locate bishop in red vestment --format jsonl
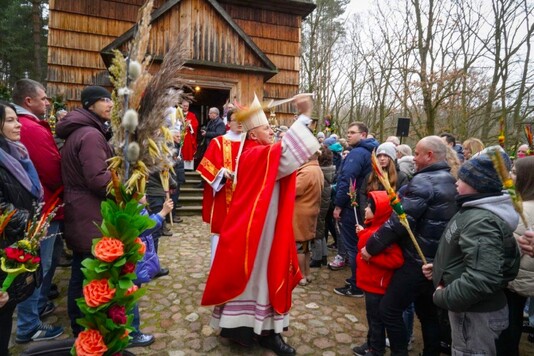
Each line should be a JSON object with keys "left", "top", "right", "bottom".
{"left": 201, "top": 94, "right": 320, "bottom": 355}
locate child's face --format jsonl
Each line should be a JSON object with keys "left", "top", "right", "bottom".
{"left": 377, "top": 154, "right": 390, "bottom": 168}
{"left": 364, "top": 204, "right": 374, "bottom": 220}
{"left": 456, "top": 179, "right": 477, "bottom": 196}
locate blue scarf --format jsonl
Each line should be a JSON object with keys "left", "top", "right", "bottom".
{"left": 0, "top": 138, "right": 43, "bottom": 200}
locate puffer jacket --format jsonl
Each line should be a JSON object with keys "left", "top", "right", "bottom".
{"left": 366, "top": 161, "right": 458, "bottom": 264}
{"left": 508, "top": 200, "right": 534, "bottom": 297}
{"left": 56, "top": 108, "right": 114, "bottom": 253}
{"left": 0, "top": 140, "right": 38, "bottom": 306}
{"left": 432, "top": 193, "right": 520, "bottom": 312}
{"left": 356, "top": 191, "right": 403, "bottom": 294}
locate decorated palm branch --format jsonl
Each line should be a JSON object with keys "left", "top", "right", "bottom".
{"left": 347, "top": 178, "right": 360, "bottom": 225}
{"left": 1, "top": 195, "right": 61, "bottom": 293}
{"left": 487, "top": 147, "right": 529, "bottom": 229}
{"left": 370, "top": 151, "right": 427, "bottom": 264}
{"left": 107, "top": 0, "right": 186, "bottom": 195}
{"left": 525, "top": 124, "right": 533, "bottom": 155}
{"left": 72, "top": 1, "right": 187, "bottom": 354}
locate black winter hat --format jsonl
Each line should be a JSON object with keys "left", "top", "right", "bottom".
{"left": 458, "top": 151, "right": 511, "bottom": 193}
{"left": 81, "top": 86, "right": 111, "bottom": 109}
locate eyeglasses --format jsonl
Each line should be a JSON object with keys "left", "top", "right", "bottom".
{"left": 347, "top": 131, "right": 362, "bottom": 134}
{"left": 99, "top": 98, "right": 113, "bottom": 103}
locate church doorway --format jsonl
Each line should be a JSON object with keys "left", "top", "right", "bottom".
{"left": 187, "top": 87, "right": 230, "bottom": 129}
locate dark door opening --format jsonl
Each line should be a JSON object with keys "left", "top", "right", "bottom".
{"left": 186, "top": 87, "right": 230, "bottom": 129}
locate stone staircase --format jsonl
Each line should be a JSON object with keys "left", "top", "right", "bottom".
{"left": 176, "top": 170, "right": 204, "bottom": 216}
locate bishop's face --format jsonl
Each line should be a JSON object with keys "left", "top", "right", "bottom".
{"left": 250, "top": 124, "right": 274, "bottom": 145}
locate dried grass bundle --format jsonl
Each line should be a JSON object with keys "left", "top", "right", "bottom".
{"left": 136, "top": 36, "right": 189, "bottom": 173}
{"left": 132, "top": 0, "right": 153, "bottom": 64}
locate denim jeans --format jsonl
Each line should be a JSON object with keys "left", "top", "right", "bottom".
{"left": 339, "top": 207, "right": 358, "bottom": 291}
{"left": 16, "top": 221, "right": 60, "bottom": 335}
{"left": 402, "top": 302, "right": 415, "bottom": 341}
{"left": 379, "top": 262, "right": 440, "bottom": 356}
{"left": 449, "top": 305, "right": 508, "bottom": 355}
{"left": 38, "top": 221, "right": 63, "bottom": 312}
{"left": 130, "top": 282, "right": 142, "bottom": 335}
{"left": 68, "top": 251, "right": 92, "bottom": 336}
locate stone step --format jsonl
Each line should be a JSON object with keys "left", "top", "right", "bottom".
{"left": 176, "top": 205, "right": 202, "bottom": 216}
{"left": 177, "top": 196, "right": 203, "bottom": 206}
{"left": 179, "top": 171, "right": 203, "bottom": 215}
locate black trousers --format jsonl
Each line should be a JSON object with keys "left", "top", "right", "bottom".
{"left": 496, "top": 289, "right": 527, "bottom": 356}
{"left": 0, "top": 303, "right": 16, "bottom": 355}
{"left": 379, "top": 262, "right": 441, "bottom": 356}
{"left": 365, "top": 292, "right": 386, "bottom": 354}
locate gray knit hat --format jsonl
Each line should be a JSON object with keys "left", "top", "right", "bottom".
{"left": 376, "top": 142, "right": 396, "bottom": 162}
{"left": 458, "top": 152, "right": 511, "bottom": 193}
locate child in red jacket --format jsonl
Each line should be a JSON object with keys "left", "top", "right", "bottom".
{"left": 354, "top": 190, "right": 404, "bottom": 356}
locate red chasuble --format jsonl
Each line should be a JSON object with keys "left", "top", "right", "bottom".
{"left": 181, "top": 111, "right": 198, "bottom": 161}
{"left": 196, "top": 135, "right": 241, "bottom": 234}
{"left": 201, "top": 140, "right": 302, "bottom": 314}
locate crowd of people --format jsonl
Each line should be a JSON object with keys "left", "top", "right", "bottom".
{"left": 1, "top": 79, "right": 534, "bottom": 356}
{"left": 197, "top": 96, "right": 534, "bottom": 356}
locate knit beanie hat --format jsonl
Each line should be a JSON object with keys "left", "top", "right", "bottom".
{"left": 324, "top": 136, "right": 337, "bottom": 146}
{"left": 458, "top": 151, "right": 511, "bottom": 193}
{"left": 376, "top": 142, "right": 396, "bottom": 161}
{"left": 317, "top": 132, "right": 325, "bottom": 139}
{"left": 81, "top": 86, "right": 111, "bottom": 109}
{"left": 329, "top": 142, "right": 343, "bottom": 153}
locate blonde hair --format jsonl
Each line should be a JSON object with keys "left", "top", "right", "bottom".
{"left": 445, "top": 145, "right": 461, "bottom": 178}
{"left": 462, "top": 138, "right": 485, "bottom": 160}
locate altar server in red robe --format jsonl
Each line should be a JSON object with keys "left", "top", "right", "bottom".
{"left": 196, "top": 109, "right": 243, "bottom": 263}
{"left": 180, "top": 100, "right": 198, "bottom": 170}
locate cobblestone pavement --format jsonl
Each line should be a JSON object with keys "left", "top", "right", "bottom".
{"left": 10, "top": 216, "right": 534, "bottom": 355}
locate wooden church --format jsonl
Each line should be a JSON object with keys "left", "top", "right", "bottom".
{"left": 47, "top": 0, "right": 316, "bottom": 124}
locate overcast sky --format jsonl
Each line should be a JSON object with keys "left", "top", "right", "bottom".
{"left": 346, "top": 0, "right": 373, "bottom": 16}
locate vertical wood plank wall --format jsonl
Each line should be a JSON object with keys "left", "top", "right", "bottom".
{"left": 47, "top": 0, "right": 306, "bottom": 121}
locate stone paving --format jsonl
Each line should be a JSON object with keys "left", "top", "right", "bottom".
{"left": 9, "top": 216, "right": 534, "bottom": 355}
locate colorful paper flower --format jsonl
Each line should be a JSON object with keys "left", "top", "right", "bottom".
{"left": 107, "top": 304, "right": 127, "bottom": 325}
{"left": 83, "top": 279, "right": 116, "bottom": 308}
{"left": 135, "top": 237, "right": 146, "bottom": 255}
{"left": 74, "top": 329, "right": 108, "bottom": 356}
{"left": 94, "top": 237, "right": 124, "bottom": 263}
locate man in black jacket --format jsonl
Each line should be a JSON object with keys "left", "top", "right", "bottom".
{"left": 195, "top": 107, "right": 226, "bottom": 186}
{"left": 362, "top": 136, "right": 458, "bottom": 356}
{"left": 201, "top": 107, "right": 226, "bottom": 147}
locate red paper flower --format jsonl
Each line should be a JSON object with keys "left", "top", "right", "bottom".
{"left": 74, "top": 329, "right": 108, "bottom": 356}
{"left": 134, "top": 237, "right": 146, "bottom": 255}
{"left": 83, "top": 279, "right": 116, "bottom": 308}
{"left": 94, "top": 237, "right": 124, "bottom": 263}
{"left": 107, "top": 304, "right": 127, "bottom": 324}
{"left": 121, "top": 261, "right": 135, "bottom": 275}
{"left": 125, "top": 284, "right": 138, "bottom": 296}
{"left": 5, "top": 247, "right": 25, "bottom": 261}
